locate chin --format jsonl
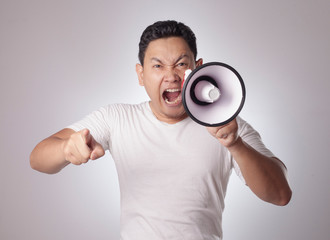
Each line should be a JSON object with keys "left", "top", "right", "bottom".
{"left": 164, "top": 106, "right": 187, "bottom": 120}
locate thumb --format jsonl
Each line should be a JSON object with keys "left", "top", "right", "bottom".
{"left": 89, "top": 138, "right": 105, "bottom": 160}
{"left": 90, "top": 144, "right": 105, "bottom": 160}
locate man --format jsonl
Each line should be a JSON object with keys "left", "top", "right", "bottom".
{"left": 30, "top": 20, "right": 292, "bottom": 239}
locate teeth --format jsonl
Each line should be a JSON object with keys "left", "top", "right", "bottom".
{"left": 165, "top": 88, "right": 180, "bottom": 92}
{"left": 165, "top": 97, "right": 181, "bottom": 104}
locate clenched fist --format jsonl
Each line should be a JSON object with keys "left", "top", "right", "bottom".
{"left": 206, "top": 118, "right": 239, "bottom": 148}
{"left": 63, "top": 129, "right": 105, "bottom": 165}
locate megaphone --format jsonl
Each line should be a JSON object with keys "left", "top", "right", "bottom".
{"left": 182, "top": 62, "right": 246, "bottom": 127}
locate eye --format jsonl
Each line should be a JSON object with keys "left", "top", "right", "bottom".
{"left": 177, "top": 62, "right": 188, "bottom": 68}
{"left": 153, "top": 64, "right": 162, "bottom": 69}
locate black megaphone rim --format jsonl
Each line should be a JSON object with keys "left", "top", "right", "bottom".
{"left": 182, "top": 61, "right": 246, "bottom": 127}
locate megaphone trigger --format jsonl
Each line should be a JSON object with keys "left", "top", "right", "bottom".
{"left": 182, "top": 69, "right": 192, "bottom": 89}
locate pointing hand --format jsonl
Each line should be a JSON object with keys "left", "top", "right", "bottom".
{"left": 63, "top": 129, "right": 105, "bottom": 165}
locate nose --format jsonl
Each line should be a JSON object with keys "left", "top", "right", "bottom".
{"left": 164, "top": 67, "right": 180, "bottom": 83}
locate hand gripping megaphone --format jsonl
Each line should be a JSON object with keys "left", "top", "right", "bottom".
{"left": 182, "top": 62, "right": 246, "bottom": 127}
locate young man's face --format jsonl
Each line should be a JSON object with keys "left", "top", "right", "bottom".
{"left": 136, "top": 37, "right": 202, "bottom": 124}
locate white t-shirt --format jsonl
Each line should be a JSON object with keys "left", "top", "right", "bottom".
{"left": 68, "top": 101, "right": 275, "bottom": 240}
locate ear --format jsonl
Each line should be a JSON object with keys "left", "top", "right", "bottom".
{"left": 195, "top": 58, "right": 203, "bottom": 67}
{"left": 136, "top": 63, "right": 144, "bottom": 86}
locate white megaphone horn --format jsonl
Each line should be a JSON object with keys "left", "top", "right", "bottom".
{"left": 181, "top": 62, "right": 246, "bottom": 127}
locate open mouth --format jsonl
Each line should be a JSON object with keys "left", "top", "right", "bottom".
{"left": 162, "top": 88, "right": 182, "bottom": 105}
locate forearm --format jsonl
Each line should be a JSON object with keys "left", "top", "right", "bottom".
{"left": 228, "top": 137, "right": 292, "bottom": 206}
{"left": 30, "top": 131, "right": 73, "bottom": 174}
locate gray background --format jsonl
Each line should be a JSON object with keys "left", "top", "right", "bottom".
{"left": 1, "top": 0, "right": 329, "bottom": 239}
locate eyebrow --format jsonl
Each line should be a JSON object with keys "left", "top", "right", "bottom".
{"left": 150, "top": 54, "right": 190, "bottom": 65}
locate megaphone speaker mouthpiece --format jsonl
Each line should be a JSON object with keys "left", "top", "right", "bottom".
{"left": 194, "top": 80, "right": 221, "bottom": 103}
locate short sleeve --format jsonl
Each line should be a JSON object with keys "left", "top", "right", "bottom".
{"left": 67, "top": 106, "right": 111, "bottom": 151}
{"left": 231, "top": 117, "right": 276, "bottom": 183}
{"left": 237, "top": 117, "right": 276, "bottom": 158}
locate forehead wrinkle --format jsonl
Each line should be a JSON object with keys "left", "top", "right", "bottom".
{"left": 150, "top": 54, "right": 191, "bottom": 66}
{"left": 150, "top": 57, "right": 163, "bottom": 64}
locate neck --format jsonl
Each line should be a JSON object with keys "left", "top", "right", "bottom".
{"left": 148, "top": 101, "right": 188, "bottom": 124}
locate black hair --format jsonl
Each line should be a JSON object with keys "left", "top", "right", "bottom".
{"left": 138, "top": 20, "right": 197, "bottom": 65}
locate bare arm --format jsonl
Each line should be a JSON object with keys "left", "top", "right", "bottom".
{"left": 207, "top": 119, "right": 292, "bottom": 206}
{"left": 228, "top": 137, "right": 292, "bottom": 205}
{"left": 30, "top": 128, "right": 105, "bottom": 174}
